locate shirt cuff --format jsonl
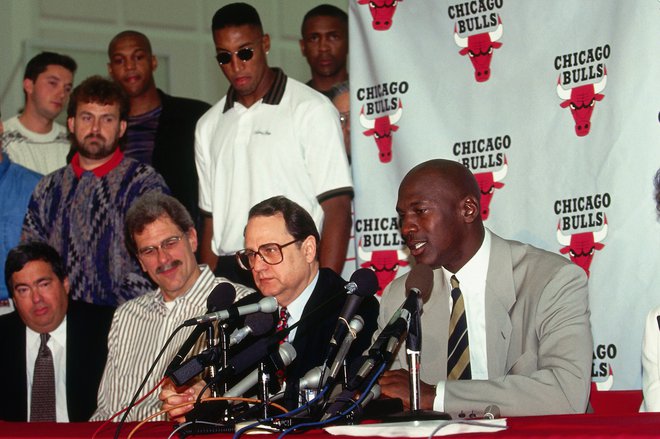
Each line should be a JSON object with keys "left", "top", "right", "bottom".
{"left": 433, "top": 380, "right": 446, "bottom": 412}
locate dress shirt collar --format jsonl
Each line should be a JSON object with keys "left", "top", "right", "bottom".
{"left": 284, "top": 270, "right": 319, "bottom": 328}
{"left": 70, "top": 148, "right": 124, "bottom": 179}
{"left": 223, "top": 68, "right": 287, "bottom": 113}
{"left": 26, "top": 314, "right": 67, "bottom": 349}
{"left": 442, "top": 228, "right": 491, "bottom": 294}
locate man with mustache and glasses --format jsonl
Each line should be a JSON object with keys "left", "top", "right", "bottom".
{"left": 22, "top": 76, "right": 168, "bottom": 307}
{"left": 92, "top": 192, "right": 253, "bottom": 422}
{"left": 196, "top": 3, "right": 353, "bottom": 289}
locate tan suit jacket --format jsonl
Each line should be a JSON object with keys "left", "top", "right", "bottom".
{"left": 379, "top": 232, "right": 592, "bottom": 417}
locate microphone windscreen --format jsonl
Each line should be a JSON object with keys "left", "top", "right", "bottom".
{"left": 206, "top": 282, "right": 237, "bottom": 312}
{"left": 244, "top": 311, "right": 275, "bottom": 337}
{"left": 405, "top": 264, "right": 433, "bottom": 303}
{"left": 349, "top": 268, "right": 379, "bottom": 297}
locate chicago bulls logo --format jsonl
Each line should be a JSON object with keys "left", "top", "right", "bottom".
{"left": 357, "top": 0, "right": 402, "bottom": 31}
{"left": 473, "top": 156, "right": 507, "bottom": 220}
{"left": 357, "top": 244, "right": 409, "bottom": 296}
{"left": 454, "top": 16, "right": 503, "bottom": 82}
{"left": 557, "top": 217, "right": 607, "bottom": 277}
{"left": 556, "top": 68, "right": 607, "bottom": 137}
{"left": 360, "top": 101, "right": 403, "bottom": 163}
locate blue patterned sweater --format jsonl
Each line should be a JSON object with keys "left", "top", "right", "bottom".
{"left": 22, "top": 154, "right": 169, "bottom": 306}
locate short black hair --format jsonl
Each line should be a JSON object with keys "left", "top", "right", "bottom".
{"left": 5, "top": 242, "right": 67, "bottom": 296}
{"left": 23, "top": 51, "right": 77, "bottom": 82}
{"left": 67, "top": 75, "right": 130, "bottom": 121}
{"left": 125, "top": 192, "right": 195, "bottom": 255}
{"left": 212, "top": 2, "right": 263, "bottom": 32}
{"left": 301, "top": 4, "right": 348, "bottom": 35}
{"left": 248, "top": 196, "right": 320, "bottom": 259}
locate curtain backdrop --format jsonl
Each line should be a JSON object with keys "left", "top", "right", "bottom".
{"left": 349, "top": 0, "right": 660, "bottom": 390}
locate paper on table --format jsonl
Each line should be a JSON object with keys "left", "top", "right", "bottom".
{"left": 324, "top": 419, "right": 507, "bottom": 437}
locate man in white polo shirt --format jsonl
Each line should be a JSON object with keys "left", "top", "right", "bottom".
{"left": 196, "top": 3, "right": 353, "bottom": 287}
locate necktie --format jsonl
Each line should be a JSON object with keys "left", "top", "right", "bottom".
{"left": 276, "top": 306, "right": 289, "bottom": 343}
{"left": 31, "top": 333, "right": 56, "bottom": 422}
{"left": 447, "top": 276, "right": 472, "bottom": 380}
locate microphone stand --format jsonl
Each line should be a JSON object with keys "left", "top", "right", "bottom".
{"left": 257, "top": 361, "right": 271, "bottom": 419}
{"left": 385, "top": 293, "right": 450, "bottom": 422}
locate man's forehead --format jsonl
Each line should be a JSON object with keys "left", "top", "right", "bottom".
{"left": 303, "top": 16, "right": 346, "bottom": 34}
{"left": 245, "top": 214, "right": 290, "bottom": 242}
{"left": 110, "top": 36, "right": 151, "bottom": 55}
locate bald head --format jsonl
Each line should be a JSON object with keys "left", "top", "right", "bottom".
{"left": 108, "top": 30, "right": 152, "bottom": 57}
{"left": 397, "top": 159, "right": 484, "bottom": 272}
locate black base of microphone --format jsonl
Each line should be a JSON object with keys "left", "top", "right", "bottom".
{"left": 382, "top": 409, "right": 451, "bottom": 423}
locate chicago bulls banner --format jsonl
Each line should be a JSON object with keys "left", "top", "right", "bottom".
{"left": 350, "top": 0, "right": 660, "bottom": 391}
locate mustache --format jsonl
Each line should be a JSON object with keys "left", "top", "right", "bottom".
{"left": 84, "top": 133, "right": 106, "bottom": 142}
{"left": 156, "top": 260, "right": 183, "bottom": 274}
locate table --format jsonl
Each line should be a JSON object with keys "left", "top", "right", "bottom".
{"left": 3, "top": 412, "right": 660, "bottom": 439}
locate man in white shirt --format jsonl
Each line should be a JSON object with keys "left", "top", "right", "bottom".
{"left": 196, "top": 3, "right": 353, "bottom": 286}
{"left": 0, "top": 242, "right": 113, "bottom": 422}
{"left": 92, "top": 193, "right": 253, "bottom": 422}
{"left": 1, "top": 52, "right": 76, "bottom": 175}
{"left": 378, "top": 159, "right": 592, "bottom": 418}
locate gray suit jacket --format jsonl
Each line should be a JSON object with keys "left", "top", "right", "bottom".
{"left": 379, "top": 232, "right": 592, "bottom": 418}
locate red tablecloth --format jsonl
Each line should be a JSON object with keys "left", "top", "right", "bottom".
{"left": 2, "top": 413, "right": 660, "bottom": 439}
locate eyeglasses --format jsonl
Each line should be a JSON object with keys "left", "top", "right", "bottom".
{"left": 339, "top": 112, "right": 350, "bottom": 126}
{"left": 236, "top": 239, "right": 300, "bottom": 270}
{"left": 215, "top": 47, "right": 255, "bottom": 65}
{"left": 137, "top": 235, "right": 184, "bottom": 259}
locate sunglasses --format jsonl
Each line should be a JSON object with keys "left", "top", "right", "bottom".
{"left": 215, "top": 47, "right": 255, "bottom": 65}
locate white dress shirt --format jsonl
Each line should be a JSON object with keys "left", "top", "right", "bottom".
{"left": 435, "top": 230, "right": 492, "bottom": 411}
{"left": 26, "top": 317, "right": 69, "bottom": 422}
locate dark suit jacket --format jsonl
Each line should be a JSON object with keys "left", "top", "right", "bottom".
{"left": 0, "top": 300, "right": 114, "bottom": 421}
{"left": 232, "top": 268, "right": 379, "bottom": 409}
{"left": 152, "top": 90, "right": 210, "bottom": 226}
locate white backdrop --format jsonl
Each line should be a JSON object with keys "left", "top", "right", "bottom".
{"left": 349, "top": 0, "right": 660, "bottom": 390}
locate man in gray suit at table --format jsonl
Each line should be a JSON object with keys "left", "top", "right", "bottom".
{"left": 378, "top": 159, "right": 592, "bottom": 418}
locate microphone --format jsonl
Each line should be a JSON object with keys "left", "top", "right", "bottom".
{"left": 223, "top": 343, "right": 297, "bottom": 398}
{"left": 348, "top": 264, "right": 434, "bottom": 391}
{"left": 229, "top": 312, "right": 275, "bottom": 346}
{"left": 329, "top": 269, "right": 378, "bottom": 347}
{"left": 183, "top": 296, "right": 278, "bottom": 326}
{"left": 484, "top": 405, "right": 500, "bottom": 419}
{"left": 325, "top": 315, "right": 365, "bottom": 386}
{"left": 299, "top": 366, "right": 327, "bottom": 390}
{"left": 165, "top": 283, "right": 236, "bottom": 375}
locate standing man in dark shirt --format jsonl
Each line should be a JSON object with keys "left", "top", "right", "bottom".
{"left": 107, "top": 30, "right": 211, "bottom": 226}
{"left": 300, "top": 4, "right": 349, "bottom": 98}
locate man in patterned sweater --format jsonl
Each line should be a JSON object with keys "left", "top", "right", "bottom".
{"left": 22, "top": 76, "right": 169, "bottom": 307}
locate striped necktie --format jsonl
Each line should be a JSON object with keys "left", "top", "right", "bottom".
{"left": 447, "top": 276, "right": 472, "bottom": 380}
{"left": 30, "top": 333, "right": 56, "bottom": 421}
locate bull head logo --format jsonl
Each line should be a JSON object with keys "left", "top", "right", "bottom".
{"left": 557, "top": 217, "right": 607, "bottom": 277}
{"left": 556, "top": 68, "right": 607, "bottom": 137}
{"left": 360, "top": 101, "right": 403, "bottom": 163}
{"left": 454, "top": 16, "right": 503, "bottom": 82}
{"left": 357, "top": 0, "right": 402, "bottom": 31}
{"left": 473, "top": 156, "right": 508, "bottom": 220}
{"left": 358, "top": 243, "right": 409, "bottom": 296}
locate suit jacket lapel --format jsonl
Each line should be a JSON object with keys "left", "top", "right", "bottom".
{"left": 485, "top": 233, "right": 515, "bottom": 378}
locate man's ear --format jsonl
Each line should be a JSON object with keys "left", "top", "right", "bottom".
{"left": 462, "top": 195, "right": 481, "bottom": 223}
{"left": 23, "top": 78, "right": 34, "bottom": 96}
{"left": 302, "top": 235, "right": 317, "bottom": 263}
{"left": 67, "top": 117, "right": 75, "bottom": 133}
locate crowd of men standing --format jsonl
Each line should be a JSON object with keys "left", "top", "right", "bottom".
{"left": 0, "top": 2, "right": 597, "bottom": 425}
